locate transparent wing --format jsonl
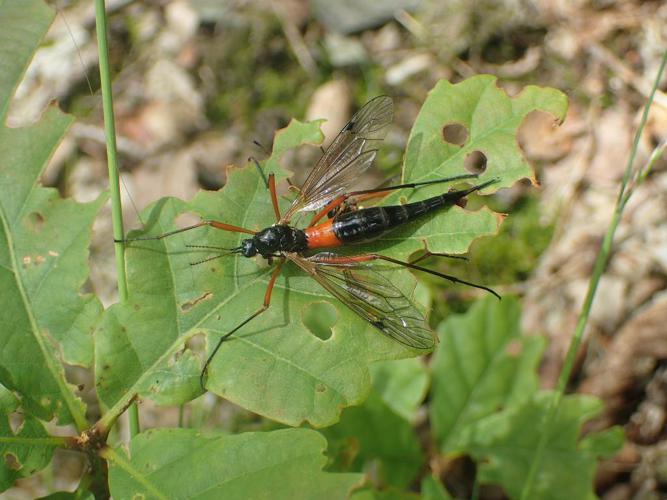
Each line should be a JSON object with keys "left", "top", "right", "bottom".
{"left": 281, "top": 96, "right": 393, "bottom": 223}
{"left": 288, "top": 253, "right": 435, "bottom": 350}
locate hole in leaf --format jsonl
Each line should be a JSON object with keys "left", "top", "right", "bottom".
{"left": 186, "top": 331, "right": 207, "bottom": 357}
{"left": 464, "top": 150, "right": 487, "bottom": 174}
{"left": 4, "top": 452, "right": 21, "bottom": 471}
{"left": 9, "top": 412, "right": 24, "bottom": 434}
{"left": 442, "top": 123, "right": 468, "bottom": 146}
{"left": 302, "top": 302, "right": 337, "bottom": 341}
{"left": 27, "top": 212, "right": 45, "bottom": 232}
{"left": 175, "top": 213, "right": 200, "bottom": 228}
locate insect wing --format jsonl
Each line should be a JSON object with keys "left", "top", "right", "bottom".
{"left": 281, "top": 96, "right": 393, "bottom": 222}
{"left": 288, "top": 254, "right": 435, "bottom": 349}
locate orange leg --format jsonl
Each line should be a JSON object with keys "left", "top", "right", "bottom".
{"left": 200, "top": 258, "right": 284, "bottom": 389}
{"left": 352, "top": 190, "right": 392, "bottom": 203}
{"left": 308, "top": 195, "right": 350, "bottom": 227}
{"left": 116, "top": 220, "right": 255, "bottom": 243}
{"left": 268, "top": 173, "right": 281, "bottom": 222}
{"left": 208, "top": 221, "right": 256, "bottom": 235}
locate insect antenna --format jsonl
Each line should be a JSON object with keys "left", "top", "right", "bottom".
{"left": 187, "top": 246, "right": 243, "bottom": 266}
{"left": 115, "top": 223, "right": 211, "bottom": 243}
{"left": 249, "top": 156, "right": 269, "bottom": 189}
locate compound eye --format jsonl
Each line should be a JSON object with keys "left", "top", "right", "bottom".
{"left": 241, "top": 240, "right": 257, "bottom": 257}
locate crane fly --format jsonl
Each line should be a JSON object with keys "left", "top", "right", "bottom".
{"left": 121, "top": 96, "right": 499, "bottom": 388}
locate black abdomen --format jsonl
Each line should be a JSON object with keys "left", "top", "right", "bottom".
{"left": 332, "top": 195, "right": 449, "bottom": 243}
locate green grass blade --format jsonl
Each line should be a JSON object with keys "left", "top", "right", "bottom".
{"left": 520, "top": 49, "right": 667, "bottom": 500}
{"left": 93, "top": 0, "right": 139, "bottom": 436}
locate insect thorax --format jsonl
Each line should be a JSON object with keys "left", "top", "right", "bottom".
{"left": 243, "top": 225, "right": 308, "bottom": 258}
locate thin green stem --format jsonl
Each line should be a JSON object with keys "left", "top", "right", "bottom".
{"left": 94, "top": 0, "right": 140, "bottom": 436}
{"left": 520, "top": 50, "right": 667, "bottom": 499}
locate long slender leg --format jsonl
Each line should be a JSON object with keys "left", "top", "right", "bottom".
{"left": 349, "top": 173, "right": 479, "bottom": 198}
{"left": 313, "top": 253, "right": 500, "bottom": 299}
{"left": 286, "top": 178, "right": 301, "bottom": 193}
{"left": 410, "top": 250, "right": 468, "bottom": 265}
{"left": 115, "top": 220, "right": 256, "bottom": 243}
{"left": 200, "top": 258, "right": 285, "bottom": 389}
{"left": 308, "top": 195, "right": 350, "bottom": 227}
{"left": 268, "top": 173, "right": 281, "bottom": 222}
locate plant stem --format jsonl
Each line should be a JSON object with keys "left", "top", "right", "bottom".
{"left": 520, "top": 50, "right": 667, "bottom": 499}
{"left": 94, "top": 0, "right": 140, "bottom": 437}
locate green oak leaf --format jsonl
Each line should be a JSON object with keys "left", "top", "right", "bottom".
{"left": 457, "top": 393, "right": 624, "bottom": 500}
{"left": 430, "top": 296, "right": 545, "bottom": 451}
{"left": 106, "top": 428, "right": 362, "bottom": 499}
{"left": 421, "top": 475, "right": 454, "bottom": 500}
{"left": 382, "top": 75, "right": 567, "bottom": 257}
{"left": 0, "top": 0, "right": 101, "bottom": 430}
{"left": 0, "top": 385, "right": 56, "bottom": 492}
{"left": 97, "top": 78, "right": 566, "bottom": 426}
{"left": 350, "top": 489, "right": 420, "bottom": 500}
{"left": 369, "top": 358, "right": 429, "bottom": 421}
{"left": 321, "top": 391, "right": 423, "bottom": 489}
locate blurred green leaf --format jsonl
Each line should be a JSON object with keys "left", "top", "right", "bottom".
{"left": 457, "top": 393, "right": 623, "bottom": 500}
{"left": 430, "top": 296, "right": 545, "bottom": 451}
{"left": 97, "top": 77, "right": 565, "bottom": 426}
{"left": 0, "top": 0, "right": 101, "bottom": 430}
{"left": 350, "top": 487, "right": 420, "bottom": 500}
{"left": 421, "top": 475, "right": 454, "bottom": 500}
{"left": 322, "top": 392, "right": 423, "bottom": 488}
{"left": 369, "top": 358, "right": 429, "bottom": 421}
{"left": 106, "top": 428, "right": 362, "bottom": 499}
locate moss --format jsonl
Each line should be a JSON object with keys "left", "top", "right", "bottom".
{"left": 474, "top": 194, "right": 554, "bottom": 283}
{"left": 203, "top": 13, "right": 314, "bottom": 127}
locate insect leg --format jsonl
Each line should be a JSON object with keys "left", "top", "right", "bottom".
{"left": 314, "top": 253, "right": 500, "bottom": 299}
{"left": 409, "top": 250, "right": 468, "bottom": 265}
{"left": 200, "top": 258, "right": 285, "bottom": 389}
{"left": 308, "top": 195, "right": 350, "bottom": 227}
{"left": 286, "top": 178, "right": 301, "bottom": 193}
{"left": 116, "top": 220, "right": 256, "bottom": 244}
{"left": 410, "top": 252, "right": 467, "bottom": 265}
{"left": 268, "top": 173, "right": 282, "bottom": 222}
{"left": 348, "top": 173, "right": 481, "bottom": 198}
